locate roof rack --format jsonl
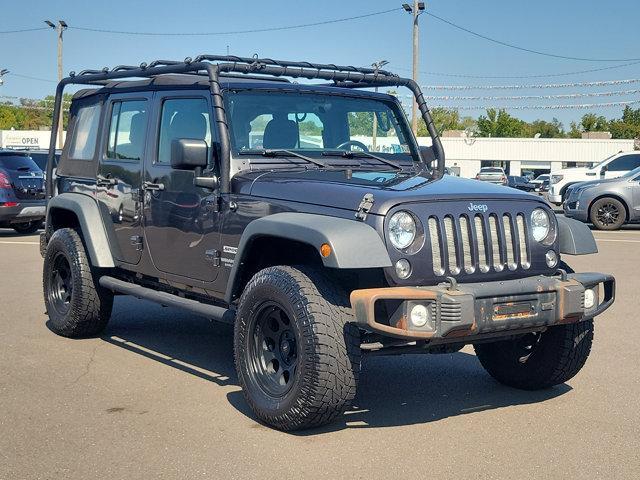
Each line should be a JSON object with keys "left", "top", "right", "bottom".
{"left": 45, "top": 54, "right": 444, "bottom": 199}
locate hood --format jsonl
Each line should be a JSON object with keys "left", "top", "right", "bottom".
{"left": 571, "top": 175, "right": 627, "bottom": 190}
{"left": 232, "top": 168, "right": 542, "bottom": 215}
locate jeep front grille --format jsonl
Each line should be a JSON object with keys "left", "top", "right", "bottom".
{"left": 427, "top": 213, "right": 530, "bottom": 276}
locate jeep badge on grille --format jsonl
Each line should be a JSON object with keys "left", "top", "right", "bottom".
{"left": 468, "top": 202, "right": 488, "bottom": 212}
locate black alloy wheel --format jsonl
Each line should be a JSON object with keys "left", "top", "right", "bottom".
{"left": 48, "top": 252, "right": 73, "bottom": 317}
{"left": 248, "top": 302, "right": 298, "bottom": 397}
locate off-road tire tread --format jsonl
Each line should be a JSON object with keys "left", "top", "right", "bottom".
{"left": 474, "top": 320, "right": 594, "bottom": 390}
{"left": 234, "top": 265, "right": 360, "bottom": 431}
{"left": 43, "top": 228, "right": 113, "bottom": 338}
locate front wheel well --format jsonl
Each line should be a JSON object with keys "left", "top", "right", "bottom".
{"left": 231, "top": 237, "right": 323, "bottom": 301}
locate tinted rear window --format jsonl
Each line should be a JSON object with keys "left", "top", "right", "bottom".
{"left": 481, "top": 168, "right": 503, "bottom": 173}
{"left": 0, "top": 155, "right": 41, "bottom": 171}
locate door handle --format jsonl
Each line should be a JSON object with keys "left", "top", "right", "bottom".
{"left": 143, "top": 181, "right": 165, "bottom": 191}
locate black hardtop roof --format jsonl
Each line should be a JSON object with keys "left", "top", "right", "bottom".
{"left": 71, "top": 73, "right": 396, "bottom": 102}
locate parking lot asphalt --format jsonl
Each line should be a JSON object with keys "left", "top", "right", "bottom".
{"left": 1, "top": 226, "right": 639, "bottom": 480}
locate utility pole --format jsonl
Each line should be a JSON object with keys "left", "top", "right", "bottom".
{"left": 402, "top": 2, "right": 425, "bottom": 134}
{"left": 45, "top": 20, "right": 68, "bottom": 149}
{"left": 371, "top": 60, "right": 389, "bottom": 152}
{"left": 0, "top": 69, "right": 8, "bottom": 86}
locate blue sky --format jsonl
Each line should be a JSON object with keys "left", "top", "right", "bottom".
{"left": 2, "top": 0, "right": 640, "bottom": 127}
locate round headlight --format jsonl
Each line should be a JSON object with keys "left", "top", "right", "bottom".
{"left": 531, "top": 208, "right": 552, "bottom": 243}
{"left": 388, "top": 211, "right": 417, "bottom": 250}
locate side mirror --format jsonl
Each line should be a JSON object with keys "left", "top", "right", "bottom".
{"left": 170, "top": 138, "right": 208, "bottom": 170}
{"left": 600, "top": 166, "right": 607, "bottom": 177}
{"left": 418, "top": 146, "right": 435, "bottom": 167}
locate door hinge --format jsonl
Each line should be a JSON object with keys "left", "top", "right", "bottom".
{"left": 130, "top": 235, "right": 144, "bottom": 251}
{"left": 355, "top": 193, "right": 374, "bottom": 221}
{"left": 205, "top": 249, "right": 221, "bottom": 267}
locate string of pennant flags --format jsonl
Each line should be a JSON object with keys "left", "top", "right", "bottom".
{"left": 423, "top": 89, "right": 640, "bottom": 101}
{"left": 430, "top": 100, "right": 640, "bottom": 110}
{"left": 421, "top": 78, "right": 640, "bottom": 90}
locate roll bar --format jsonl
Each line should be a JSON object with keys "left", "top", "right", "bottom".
{"left": 45, "top": 55, "right": 445, "bottom": 199}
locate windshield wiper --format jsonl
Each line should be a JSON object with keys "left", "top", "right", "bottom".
{"left": 322, "top": 150, "right": 402, "bottom": 170}
{"left": 239, "top": 149, "right": 327, "bottom": 168}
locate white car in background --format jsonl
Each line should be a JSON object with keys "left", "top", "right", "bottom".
{"left": 548, "top": 151, "right": 640, "bottom": 204}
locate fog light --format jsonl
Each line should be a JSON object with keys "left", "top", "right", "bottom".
{"left": 395, "top": 259, "right": 411, "bottom": 279}
{"left": 545, "top": 250, "right": 558, "bottom": 268}
{"left": 584, "top": 288, "right": 596, "bottom": 309}
{"left": 410, "top": 304, "right": 429, "bottom": 327}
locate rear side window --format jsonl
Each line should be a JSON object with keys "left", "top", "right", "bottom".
{"left": 157, "top": 98, "right": 211, "bottom": 164}
{"left": 0, "top": 155, "right": 40, "bottom": 171}
{"left": 68, "top": 104, "right": 101, "bottom": 160}
{"left": 106, "top": 100, "right": 148, "bottom": 161}
{"left": 608, "top": 154, "right": 640, "bottom": 172}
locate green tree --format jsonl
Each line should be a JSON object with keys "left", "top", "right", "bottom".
{"left": 568, "top": 121, "right": 582, "bottom": 138}
{"left": 417, "top": 108, "right": 476, "bottom": 136}
{"left": 527, "top": 118, "right": 566, "bottom": 138}
{"left": 476, "top": 109, "right": 528, "bottom": 137}
{"left": 580, "top": 113, "right": 608, "bottom": 132}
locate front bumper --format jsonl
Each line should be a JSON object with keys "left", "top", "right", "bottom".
{"left": 563, "top": 200, "right": 589, "bottom": 222}
{"left": 350, "top": 273, "right": 615, "bottom": 341}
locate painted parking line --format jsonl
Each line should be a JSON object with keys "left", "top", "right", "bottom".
{"left": 594, "top": 238, "right": 640, "bottom": 244}
{"left": 0, "top": 241, "right": 39, "bottom": 245}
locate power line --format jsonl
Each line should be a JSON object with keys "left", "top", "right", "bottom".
{"left": 431, "top": 100, "right": 640, "bottom": 110}
{"left": 426, "top": 89, "right": 640, "bottom": 101}
{"left": 6, "top": 72, "right": 57, "bottom": 83}
{"left": 423, "top": 78, "right": 640, "bottom": 90}
{"left": 394, "top": 61, "right": 640, "bottom": 79}
{"left": 69, "top": 7, "right": 401, "bottom": 36}
{"left": 0, "top": 26, "right": 48, "bottom": 34}
{"left": 426, "top": 11, "right": 640, "bottom": 62}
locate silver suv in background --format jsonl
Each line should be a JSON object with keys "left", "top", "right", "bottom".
{"left": 564, "top": 165, "right": 640, "bottom": 230}
{"left": 475, "top": 166, "right": 507, "bottom": 185}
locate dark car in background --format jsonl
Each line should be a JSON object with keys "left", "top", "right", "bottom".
{"left": 507, "top": 175, "right": 536, "bottom": 192}
{"left": 0, "top": 150, "right": 46, "bottom": 234}
{"left": 564, "top": 165, "right": 640, "bottom": 230}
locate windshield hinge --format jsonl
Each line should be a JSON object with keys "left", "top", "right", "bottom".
{"left": 355, "top": 193, "right": 374, "bottom": 221}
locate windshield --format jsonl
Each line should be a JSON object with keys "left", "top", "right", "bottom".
{"left": 591, "top": 153, "right": 619, "bottom": 170}
{"left": 225, "top": 90, "right": 417, "bottom": 163}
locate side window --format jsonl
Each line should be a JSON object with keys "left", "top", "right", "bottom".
{"left": 608, "top": 154, "right": 640, "bottom": 171}
{"left": 158, "top": 98, "right": 211, "bottom": 164}
{"left": 105, "top": 100, "right": 148, "bottom": 161}
{"left": 68, "top": 103, "right": 101, "bottom": 160}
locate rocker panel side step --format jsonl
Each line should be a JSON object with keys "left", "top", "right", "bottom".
{"left": 98, "top": 276, "right": 235, "bottom": 324}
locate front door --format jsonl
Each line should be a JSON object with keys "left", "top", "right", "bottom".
{"left": 96, "top": 93, "right": 151, "bottom": 264}
{"left": 143, "top": 92, "right": 221, "bottom": 282}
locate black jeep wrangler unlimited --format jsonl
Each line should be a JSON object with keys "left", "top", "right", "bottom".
{"left": 41, "top": 55, "right": 615, "bottom": 431}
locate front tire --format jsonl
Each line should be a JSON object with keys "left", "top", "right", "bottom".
{"left": 474, "top": 320, "right": 594, "bottom": 390}
{"left": 234, "top": 266, "right": 360, "bottom": 431}
{"left": 590, "top": 197, "right": 626, "bottom": 230}
{"left": 43, "top": 228, "right": 113, "bottom": 338}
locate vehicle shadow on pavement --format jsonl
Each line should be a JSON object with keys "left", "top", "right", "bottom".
{"left": 103, "top": 297, "right": 571, "bottom": 433}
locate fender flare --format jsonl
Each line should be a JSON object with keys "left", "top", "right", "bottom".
{"left": 46, "top": 193, "right": 116, "bottom": 268}
{"left": 557, "top": 216, "right": 598, "bottom": 255}
{"left": 225, "top": 212, "right": 392, "bottom": 302}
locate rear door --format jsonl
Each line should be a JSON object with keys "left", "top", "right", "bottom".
{"left": 95, "top": 93, "right": 151, "bottom": 265}
{"left": 142, "top": 91, "right": 222, "bottom": 282}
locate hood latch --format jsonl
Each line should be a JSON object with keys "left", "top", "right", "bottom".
{"left": 355, "top": 193, "right": 374, "bottom": 221}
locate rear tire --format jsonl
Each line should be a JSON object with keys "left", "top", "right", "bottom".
{"left": 590, "top": 197, "right": 626, "bottom": 230}
{"left": 234, "top": 265, "right": 360, "bottom": 431}
{"left": 13, "top": 221, "right": 40, "bottom": 234}
{"left": 43, "top": 228, "right": 113, "bottom": 338}
{"left": 474, "top": 320, "right": 594, "bottom": 390}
